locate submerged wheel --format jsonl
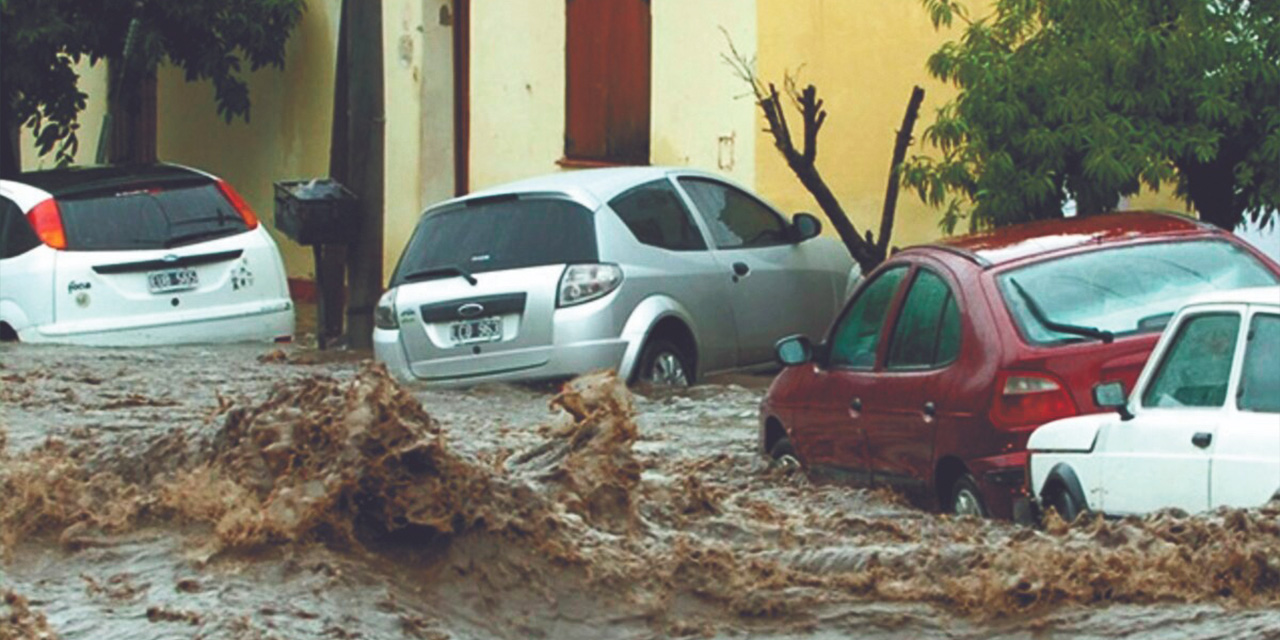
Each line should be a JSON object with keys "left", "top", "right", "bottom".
{"left": 1047, "top": 486, "right": 1083, "bottom": 523}
{"left": 636, "top": 338, "right": 692, "bottom": 387}
{"left": 768, "top": 437, "right": 800, "bottom": 469}
{"left": 950, "top": 473, "right": 988, "bottom": 517}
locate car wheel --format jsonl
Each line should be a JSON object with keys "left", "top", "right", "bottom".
{"left": 950, "top": 473, "right": 987, "bottom": 517}
{"left": 768, "top": 437, "right": 800, "bottom": 469}
{"left": 1047, "top": 486, "right": 1083, "bottom": 523}
{"left": 636, "top": 338, "right": 692, "bottom": 387}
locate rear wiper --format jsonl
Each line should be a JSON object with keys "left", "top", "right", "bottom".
{"left": 1009, "top": 278, "right": 1113, "bottom": 343}
{"left": 403, "top": 265, "right": 478, "bottom": 286}
{"left": 163, "top": 228, "right": 242, "bottom": 247}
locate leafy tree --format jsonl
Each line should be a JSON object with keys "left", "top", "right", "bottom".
{"left": 903, "top": 0, "right": 1280, "bottom": 232}
{"left": 0, "top": 0, "right": 305, "bottom": 176}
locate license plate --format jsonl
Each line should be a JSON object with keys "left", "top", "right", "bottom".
{"left": 449, "top": 316, "right": 502, "bottom": 345}
{"left": 147, "top": 267, "right": 199, "bottom": 293}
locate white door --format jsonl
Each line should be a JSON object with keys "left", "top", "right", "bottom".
{"left": 1211, "top": 311, "right": 1280, "bottom": 508}
{"left": 1097, "top": 311, "right": 1244, "bottom": 514}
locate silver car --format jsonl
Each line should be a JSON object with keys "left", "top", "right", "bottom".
{"left": 373, "top": 167, "right": 857, "bottom": 386}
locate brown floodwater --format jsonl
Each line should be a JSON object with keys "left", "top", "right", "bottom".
{"left": 2, "top": 342, "right": 1279, "bottom": 639}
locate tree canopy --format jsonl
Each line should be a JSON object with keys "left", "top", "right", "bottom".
{"left": 0, "top": 0, "right": 305, "bottom": 174}
{"left": 903, "top": 0, "right": 1280, "bottom": 232}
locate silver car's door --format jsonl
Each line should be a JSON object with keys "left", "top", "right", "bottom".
{"left": 675, "top": 176, "right": 838, "bottom": 366}
{"left": 1210, "top": 310, "right": 1280, "bottom": 508}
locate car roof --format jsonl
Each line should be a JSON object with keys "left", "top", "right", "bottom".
{"left": 429, "top": 166, "right": 729, "bottom": 213}
{"left": 916, "top": 211, "right": 1215, "bottom": 267}
{"left": 1183, "top": 286, "right": 1280, "bottom": 308}
{"left": 12, "top": 163, "right": 212, "bottom": 198}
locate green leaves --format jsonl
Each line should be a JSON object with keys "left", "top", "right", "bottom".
{"left": 904, "top": 0, "right": 1280, "bottom": 230}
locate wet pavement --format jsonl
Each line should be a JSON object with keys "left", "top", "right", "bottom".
{"left": 2, "top": 342, "right": 1279, "bottom": 639}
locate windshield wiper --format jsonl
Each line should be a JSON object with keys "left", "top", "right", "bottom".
{"left": 1009, "top": 278, "right": 1113, "bottom": 343}
{"left": 403, "top": 265, "right": 478, "bottom": 286}
{"left": 163, "top": 228, "right": 242, "bottom": 248}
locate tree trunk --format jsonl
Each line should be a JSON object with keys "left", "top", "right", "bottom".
{"left": 877, "top": 86, "right": 925, "bottom": 257}
{"left": 343, "top": 0, "right": 385, "bottom": 350}
{"left": 105, "top": 66, "right": 158, "bottom": 165}
{"left": 1179, "top": 147, "right": 1245, "bottom": 231}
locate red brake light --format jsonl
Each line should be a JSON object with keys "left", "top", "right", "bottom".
{"left": 26, "top": 198, "right": 67, "bottom": 250}
{"left": 215, "top": 179, "right": 260, "bottom": 229}
{"left": 989, "top": 372, "right": 1078, "bottom": 431}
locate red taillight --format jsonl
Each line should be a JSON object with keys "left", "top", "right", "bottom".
{"left": 214, "top": 179, "right": 260, "bottom": 229}
{"left": 26, "top": 198, "right": 67, "bottom": 249}
{"left": 989, "top": 372, "right": 1078, "bottom": 431}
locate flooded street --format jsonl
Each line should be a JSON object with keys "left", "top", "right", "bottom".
{"left": 3, "top": 342, "right": 1280, "bottom": 639}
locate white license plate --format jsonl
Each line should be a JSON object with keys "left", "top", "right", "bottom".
{"left": 449, "top": 316, "right": 502, "bottom": 345}
{"left": 148, "top": 267, "right": 199, "bottom": 293}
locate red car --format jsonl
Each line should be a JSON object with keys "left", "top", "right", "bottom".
{"left": 760, "top": 212, "right": 1280, "bottom": 519}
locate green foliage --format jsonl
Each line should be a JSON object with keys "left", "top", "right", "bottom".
{"left": 0, "top": 0, "right": 305, "bottom": 166}
{"left": 907, "top": 0, "right": 1280, "bottom": 231}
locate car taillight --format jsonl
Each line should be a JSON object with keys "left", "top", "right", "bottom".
{"left": 215, "top": 179, "right": 260, "bottom": 229}
{"left": 558, "top": 264, "right": 623, "bottom": 307}
{"left": 26, "top": 198, "right": 67, "bottom": 249}
{"left": 374, "top": 289, "right": 399, "bottom": 330}
{"left": 989, "top": 372, "right": 1077, "bottom": 431}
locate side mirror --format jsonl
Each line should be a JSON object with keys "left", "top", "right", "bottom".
{"left": 790, "top": 213, "right": 822, "bottom": 243}
{"left": 1092, "top": 381, "right": 1134, "bottom": 421}
{"left": 775, "top": 335, "right": 814, "bottom": 367}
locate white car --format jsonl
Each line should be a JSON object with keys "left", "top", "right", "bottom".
{"left": 0, "top": 164, "right": 294, "bottom": 346}
{"left": 374, "top": 167, "right": 858, "bottom": 386}
{"left": 1027, "top": 286, "right": 1280, "bottom": 521}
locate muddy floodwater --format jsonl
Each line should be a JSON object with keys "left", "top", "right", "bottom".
{"left": 3, "top": 343, "right": 1280, "bottom": 639}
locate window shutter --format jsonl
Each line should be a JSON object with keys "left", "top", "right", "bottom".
{"left": 565, "top": 0, "right": 650, "bottom": 164}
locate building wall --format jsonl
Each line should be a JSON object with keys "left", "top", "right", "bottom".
{"left": 154, "top": 0, "right": 340, "bottom": 284}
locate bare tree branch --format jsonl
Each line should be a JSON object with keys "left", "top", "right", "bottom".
{"left": 878, "top": 86, "right": 926, "bottom": 256}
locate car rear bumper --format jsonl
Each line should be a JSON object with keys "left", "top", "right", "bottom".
{"left": 22, "top": 299, "right": 294, "bottom": 346}
{"left": 966, "top": 450, "right": 1030, "bottom": 521}
{"left": 374, "top": 327, "right": 628, "bottom": 386}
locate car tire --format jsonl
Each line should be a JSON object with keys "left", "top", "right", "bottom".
{"left": 950, "top": 473, "right": 988, "bottom": 518}
{"left": 635, "top": 338, "right": 693, "bottom": 387}
{"left": 768, "top": 437, "right": 800, "bottom": 468}
{"left": 1047, "top": 486, "right": 1084, "bottom": 523}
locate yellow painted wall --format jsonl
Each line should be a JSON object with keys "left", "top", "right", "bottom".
{"left": 156, "top": 1, "right": 340, "bottom": 281}
{"left": 19, "top": 59, "right": 108, "bottom": 170}
{"left": 755, "top": 0, "right": 959, "bottom": 248}
{"left": 383, "top": 0, "right": 429, "bottom": 278}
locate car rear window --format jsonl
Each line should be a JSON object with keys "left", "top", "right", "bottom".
{"left": 997, "top": 239, "right": 1279, "bottom": 345}
{"left": 391, "top": 196, "right": 597, "bottom": 286}
{"left": 59, "top": 182, "right": 248, "bottom": 251}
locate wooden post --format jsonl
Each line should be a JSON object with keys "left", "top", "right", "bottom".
{"left": 320, "top": 0, "right": 353, "bottom": 348}
{"left": 343, "top": 0, "right": 385, "bottom": 349}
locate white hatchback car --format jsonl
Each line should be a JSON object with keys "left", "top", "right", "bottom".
{"left": 374, "top": 167, "right": 858, "bottom": 386}
{"left": 1027, "top": 286, "right": 1280, "bottom": 520}
{"left": 0, "top": 164, "right": 294, "bottom": 345}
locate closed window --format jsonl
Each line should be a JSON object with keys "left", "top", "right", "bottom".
{"left": 1239, "top": 313, "right": 1280, "bottom": 413}
{"left": 678, "top": 178, "right": 789, "bottom": 249}
{"left": 1, "top": 198, "right": 40, "bottom": 258}
{"left": 608, "top": 180, "right": 705, "bottom": 251}
{"left": 564, "top": 0, "right": 650, "bottom": 164}
{"left": 887, "top": 269, "right": 961, "bottom": 369}
{"left": 1142, "top": 313, "right": 1241, "bottom": 408}
{"left": 829, "top": 266, "right": 909, "bottom": 368}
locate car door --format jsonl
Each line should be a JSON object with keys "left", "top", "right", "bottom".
{"left": 794, "top": 264, "right": 909, "bottom": 480}
{"left": 866, "top": 265, "right": 963, "bottom": 501}
{"left": 1210, "top": 310, "right": 1280, "bottom": 508}
{"left": 676, "top": 177, "right": 835, "bottom": 366}
{"left": 1096, "top": 310, "right": 1243, "bottom": 515}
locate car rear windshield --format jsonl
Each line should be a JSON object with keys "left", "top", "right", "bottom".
{"left": 59, "top": 182, "right": 248, "bottom": 251}
{"left": 997, "top": 239, "right": 1278, "bottom": 345}
{"left": 391, "top": 196, "right": 598, "bottom": 286}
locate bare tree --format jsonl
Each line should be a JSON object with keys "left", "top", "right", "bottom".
{"left": 722, "top": 32, "right": 924, "bottom": 274}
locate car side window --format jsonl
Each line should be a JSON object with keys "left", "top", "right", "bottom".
{"left": 1, "top": 198, "right": 40, "bottom": 259}
{"left": 828, "top": 265, "right": 909, "bottom": 368}
{"left": 608, "top": 180, "right": 707, "bottom": 251}
{"left": 887, "top": 268, "right": 961, "bottom": 369}
{"left": 1238, "top": 313, "right": 1280, "bottom": 413}
{"left": 1142, "top": 312, "right": 1241, "bottom": 408}
{"left": 677, "top": 178, "right": 789, "bottom": 249}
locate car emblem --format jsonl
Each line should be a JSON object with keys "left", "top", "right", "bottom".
{"left": 458, "top": 302, "right": 485, "bottom": 318}
{"left": 163, "top": 254, "right": 179, "bottom": 263}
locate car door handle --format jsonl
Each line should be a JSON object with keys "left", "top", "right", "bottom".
{"left": 850, "top": 397, "right": 862, "bottom": 411}
{"left": 1192, "top": 432, "right": 1212, "bottom": 449}
{"left": 923, "top": 401, "right": 937, "bottom": 417}
{"left": 732, "top": 262, "right": 751, "bottom": 277}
